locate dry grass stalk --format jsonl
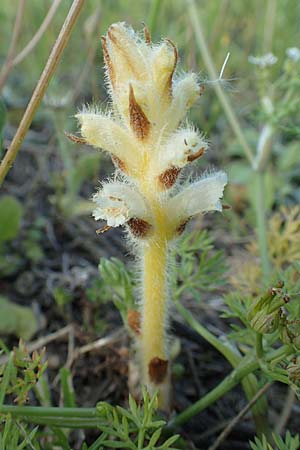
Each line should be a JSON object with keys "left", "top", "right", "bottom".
{"left": 0, "top": 0, "right": 85, "bottom": 187}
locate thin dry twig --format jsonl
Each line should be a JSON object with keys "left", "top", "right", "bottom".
{"left": 0, "top": 0, "right": 26, "bottom": 91}
{"left": 207, "top": 382, "right": 272, "bottom": 450}
{"left": 71, "top": 7, "right": 101, "bottom": 104}
{"left": 0, "top": 0, "right": 85, "bottom": 186}
{"left": 187, "top": 0, "right": 255, "bottom": 165}
{"left": 275, "top": 387, "right": 295, "bottom": 435}
{"left": 12, "top": 0, "right": 62, "bottom": 67}
{"left": 66, "top": 327, "right": 125, "bottom": 368}
{"left": 0, "top": 325, "right": 73, "bottom": 366}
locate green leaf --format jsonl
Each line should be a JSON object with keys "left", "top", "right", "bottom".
{"left": 0, "top": 195, "right": 23, "bottom": 245}
{"left": 60, "top": 367, "right": 76, "bottom": 407}
{"left": 161, "top": 434, "right": 180, "bottom": 448}
{"left": 148, "top": 427, "right": 162, "bottom": 446}
{"left": 0, "top": 352, "right": 13, "bottom": 406}
{"left": 0, "top": 296, "right": 38, "bottom": 340}
{"left": 101, "top": 441, "right": 133, "bottom": 449}
{"left": 69, "top": 153, "right": 101, "bottom": 196}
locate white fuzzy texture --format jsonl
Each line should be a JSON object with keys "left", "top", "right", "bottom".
{"left": 166, "top": 73, "right": 200, "bottom": 132}
{"left": 92, "top": 183, "right": 150, "bottom": 227}
{"left": 166, "top": 171, "right": 228, "bottom": 223}
{"left": 248, "top": 53, "right": 278, "bottom": 68}
{"left": 158, "top": 128, "right": 208, "bottom": 170}
{"left": 75, "top": 112, "right": 141, "bottom": 169}
{"left": 286, "top": 47, "right": 300, "bottom": 62}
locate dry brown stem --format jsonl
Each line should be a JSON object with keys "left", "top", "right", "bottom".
{"left": 0, "top": 0, "right": 26, "bottom": 91}
{"left": 0, "top": 0, "right": 85, "bottom": 187}
{"left": 13, "top": 0, "right": 62, "bottom": 67}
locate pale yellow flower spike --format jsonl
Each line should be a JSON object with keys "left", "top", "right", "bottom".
{"left": 77, "top": 22, "right": 227, "bottom": 411}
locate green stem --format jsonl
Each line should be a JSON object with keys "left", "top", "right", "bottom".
{"left": 0, "top": 405, "right": 96, "bottom": 418}
{"left": 0, "top": 405, "right": 100, "bottom": 428}
{"left": 263, "top": 0, "right": 277, "bottom": 53}
{"left": 254, "top": 170, "right": 271, "bottom": 281}
{"left": 187, "top": 0, "right": 255, "bottom": 165}
{"left": 147, "top": 0, "right": 164, "bottom": 35}
{"left": 175, "top": 301, "right": 240, "bottom": 365}
{"left": 256, "top": 333, "right": 264, "bottom": 359}
{"left": 168, "top": 345, "right": 293, "bottom": 429}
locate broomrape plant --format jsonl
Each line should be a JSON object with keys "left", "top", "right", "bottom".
{"left": 75, "top": 22, "right": 227, "bottom": 409}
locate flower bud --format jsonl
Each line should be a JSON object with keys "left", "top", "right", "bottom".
{"left": 166, "top": 73, "right": 200, "bottom": 132}
{"left": 287, "top": 357, "right": 300, "bottom": 387}
{"left": 152, "top": 40, "right": 177, "bottom": 105}
{"left": 106, "top": 23, "right": 149, "bottom": 87}
{"left": 250, "top": 310, "right": 280, "bottom": 334}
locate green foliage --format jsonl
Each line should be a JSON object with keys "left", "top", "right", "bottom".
{"left": 171, "top": 229, "right": 227, "bottom": 301}
{"left": 89, "top": 389, "right": 180, "bottom": 450}
{"left": 0, "top": 296, "right": 38, "bottom": 340}
{"left": 68, "top": 153, "right": 102, "bottom": 198}
{"left": 0, "top": 342, "right": 47, "bottom": 405}
{"left": 89, "top": 231, "right": 226, "bottom": 328}
{"left": 21, "top": 218, "right": 46, "bottom": 264}
{"left": 0, "top": 415, "right": 39, "bottom": 450}
{"left": 53, "top": 286, "right": 73, "bottom": 308}
{"left": 0, "top": 98, "right": 6, "bottom": 155}
{"left": 59, "top": 368, "right": 76, "bottom": 408}
{"left": 86, "top": 257, "right": 135, "bottom": 327}
{"left": 250, "top": 432, "right": 300, "bottom": 450}
{"left": 0, "top": 196, "right": 23, "bottom": 246}
{"left": 0, "top": 216, "right": 45, "bottom": 277}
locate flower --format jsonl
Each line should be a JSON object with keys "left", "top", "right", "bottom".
{"left": 76, "top": 22, "right": 227, "bottom": 235}
{"left": 286, "top": 47, "right": 300, "bottom": 62}
{"left": 248, "top": 53, "right": 278, "bottom": 68}
{"left": 166, "top": 171, "right": 228, "bottom": 228}
{"left": 92, "top": 183, "right": 150, "bottom": 227}
{"left": 75, "top": 22, "right": 228, "bottom": 410}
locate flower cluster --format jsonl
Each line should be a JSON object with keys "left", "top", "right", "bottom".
{"left": 76, "top": 23, "right": 227, "bottom": 240}
{"left": 248, "top": 52, "right": 278, "bottom": 68}
{"left": 75, "top": 22, "right": 227, "bottom": 408}
{"left": 286, "top": 47, "right": 300, "bottom": 62}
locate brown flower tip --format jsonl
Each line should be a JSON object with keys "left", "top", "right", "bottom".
{"left": 143, "top": 25, "right": 151, "bottom": 45}
{"left": 127, "top": 217, "right": 152, "bottom": 238}
{"left": 148, "top": 357, "right": 169, "bottom": 384}
{"left": 165, "top": 39, "right": 178, "bottom": 95}
{"left": 101, "top": 36, "right": 116, "bottom": 87}
{"left": 158, "top": 166, "right": 181, "bottom": 189}
{"left": 129, "top": 84, "right": 151, "bottom": 140}
{"left": 199, "top": 84, "right": 205, "bottom": 96}
{"left": 127, "top": 309, "right": 141, "bottom": 335}
{"left": 222, "top": 203, "right": 231, "bottom": 210}
{"left": 64, "top": 132, "right": 87, "bottom": 145}
{"left": 111, "top": 155, "right": 127, "bottom": 173}
{"left": 176, "top": 218, "right": 190, "bottom": 235}
{"left": 96, "top": 224, "right": 112, "bottom": 234}
{"left": 187, "top": 146, "right": 205, "bottom": 162}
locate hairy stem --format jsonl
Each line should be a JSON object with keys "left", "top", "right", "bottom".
{"left": 141, "top": 235, "right": 170, "bottom": 410}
